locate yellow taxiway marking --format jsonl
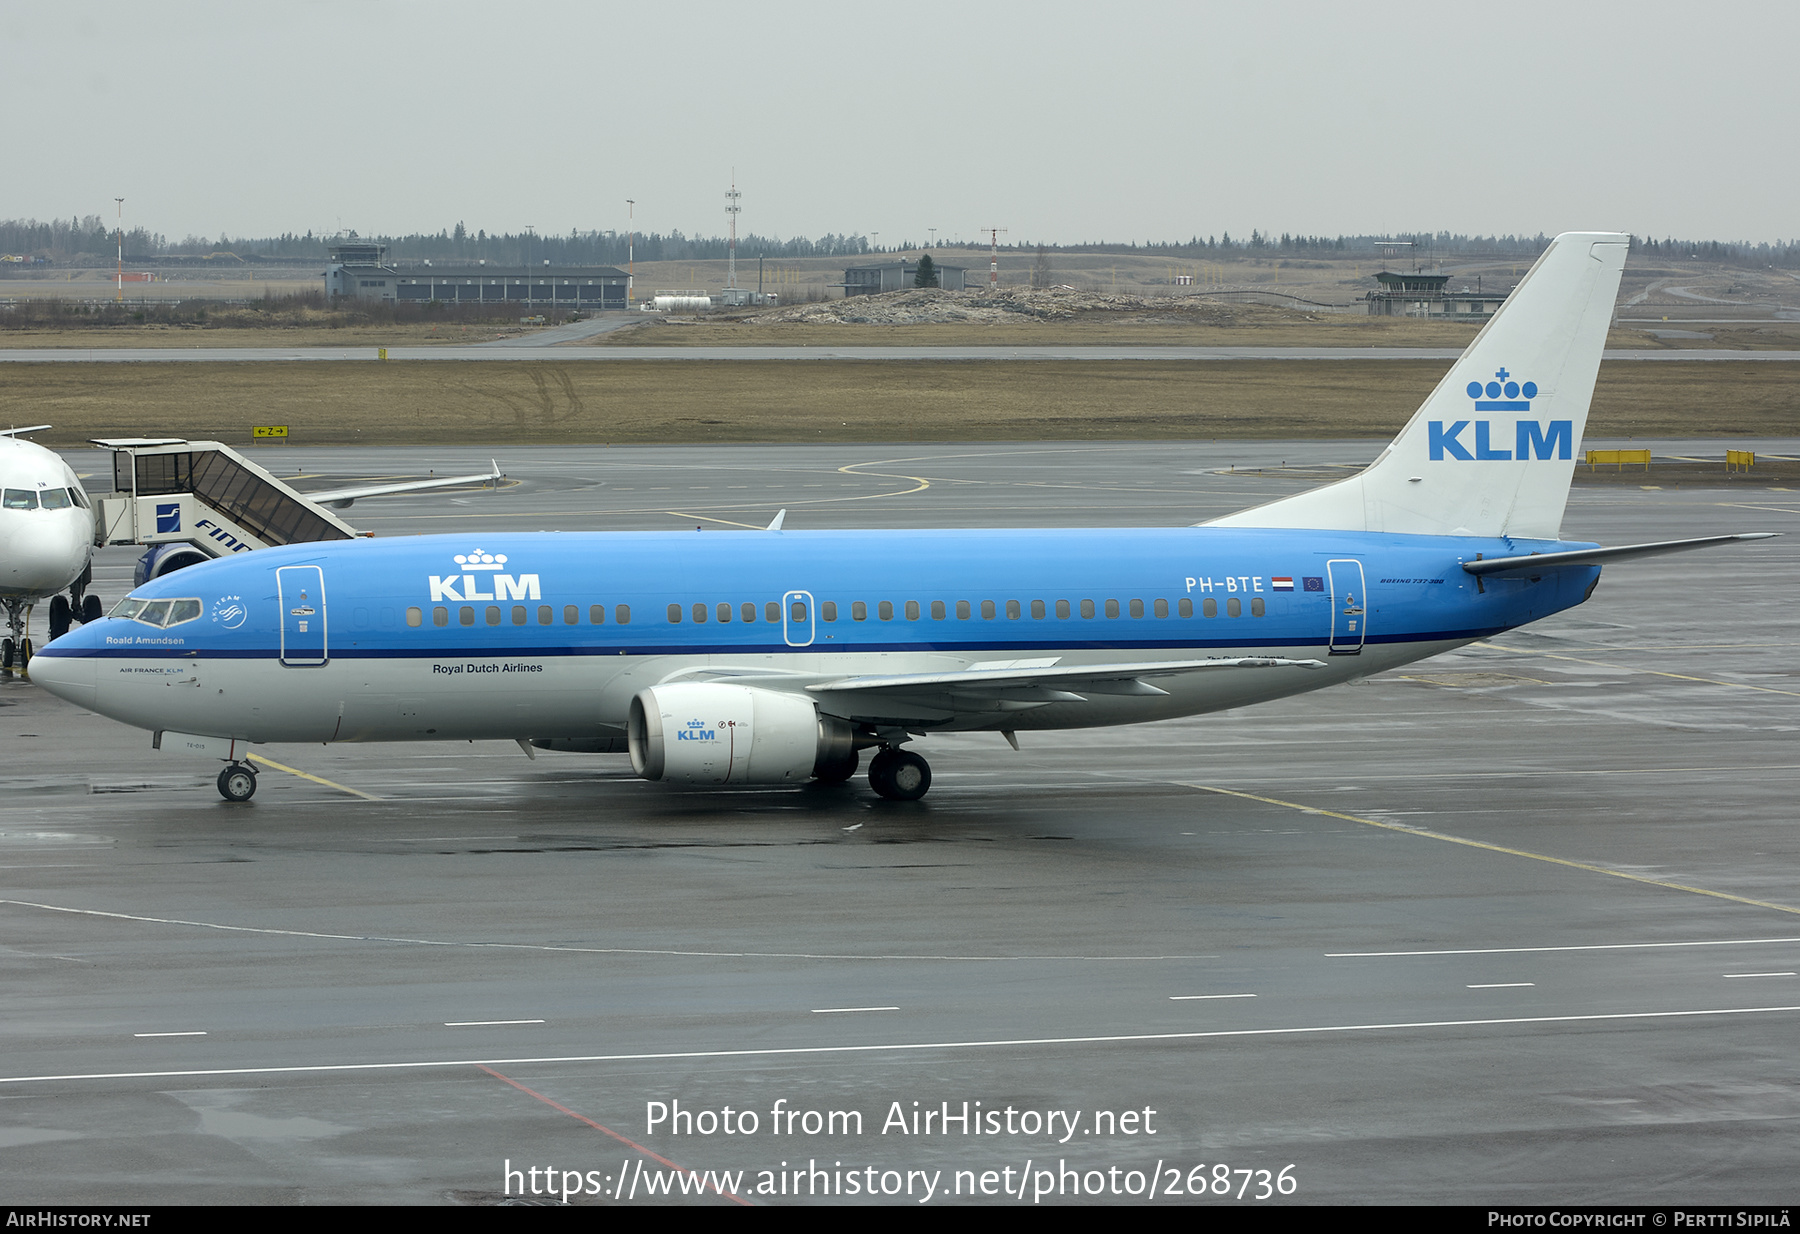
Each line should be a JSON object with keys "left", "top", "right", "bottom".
{"left": 1473, "top": 641, "right": 1800, "bottom": 699}
{"left": 1181, "top": 783, "right": 1800, "bottom": 919}
{"left": 667, "top": 511, "right": 765, "bottom": 529}
{"left": 246, "top": 753, "right": 380, "bottom": 801}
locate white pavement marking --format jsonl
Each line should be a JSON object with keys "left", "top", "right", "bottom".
{"left": 1170, "top": 994, "right": 1257, "bottom": 1000}
{"left": 1722, "top": 972, "right": 1797, "bottom": 979}
{"left": 13, "top": 1004, "right": 1800, "bottom": 1086}
{"left": 132, "top": 1031, "right": 206, "bottom": 1038}
{"left": 444, "top": 1019, "right": 547, "bottom": 1026}
{"left": 811, "top": 1007, "right": 899, "bottom": 1015}
{"left": 1467, "top": 983, "right": 1536, "bottom": 989}
{"left": 1330, "top": 937, "right": 1800, "bottom": 958}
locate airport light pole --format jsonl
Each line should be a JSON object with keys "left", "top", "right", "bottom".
{"left": 626, "top": 199, "right": 635, "bottom": 307}
{"left": 114, "top": 197, "right": 124, "bottom": 301}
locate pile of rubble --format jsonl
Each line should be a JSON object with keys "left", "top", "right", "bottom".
{"left": 746, "top": 286, "right": 1317, "bottom": 326}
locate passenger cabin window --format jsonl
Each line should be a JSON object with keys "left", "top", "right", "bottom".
{"left": 1031, "top": 600, "right": 1046, "bottom": 619}
{"left": 615, "top": 605, "right": 630, "bottom": 625}
{"left": 433, "top": 607, "right": 449, "bottom": 627}
{"left": 668, "top": 604, "right": 682, "bottom": 623}
{"left": 512, "top": 606, "right": 527, "bottom": 625}
{"left": 955, "top": 600, "right": 971, "bottom": 620}
{"left": 879, "top": 601, "right": 894, "bottom": 621}
{"left": 1202, "top": 598, "right": 1216, "bottom": 618}
{"left": 1080, "top": 599, "right": 1095, "bottom": 618}
{"left": 1227, "top": 598, "right": 1241, "bottom": 617}
{"left": 980, "top": 600, "right": 996, "bottom": 619}
{"left": 692, "top": 603, "right": 707, "bottom": 623}
{"left": 741, "top": 603, "right": 756, "bottom": 623}
{"left": 486, "top": 606, "right": 502, "bottom": 626}
{"left": 1104, "top": 599, "right": 1119, "bottom": 618}
{"left": 1154, "top": 599, "right": 1168, "bottom": 618}
{"left": 717, "top": 602, "right": 732, "bottom": 623}
{"left": 905, "top": 601, "right": 919, "bottom": 620}
{"left": 931, "top": 601, "right": 946, "bottom": 620}
{"left": 1056, "top": 600, "right": 1071, "bottom": 619}
{"left": 1251, "top": 597, "right": 1265, "bottom": 616}
{"left": 851, "top": 601, "right": 867, "bottom": 622}
{"left": 406, "top": 607, "right": 423, "bottom": 627}
{"left": 765, "top": 601, "right": 780, "bottom": 623}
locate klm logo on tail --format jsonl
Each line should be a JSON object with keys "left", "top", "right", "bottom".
{"left": 1429, "top": 368, "right": 1571, "bottom": 461}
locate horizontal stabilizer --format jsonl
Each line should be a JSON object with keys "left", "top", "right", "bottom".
{"left": 1462, "top": 533, "right": 1777, "bottom": 576}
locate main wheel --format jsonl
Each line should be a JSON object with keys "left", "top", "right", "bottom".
{"left": 48, "top": 596, "right": 71, "bottom": 641}
{"left": 1, "top": 638, "right": 11, "bottom": 670}
{"left": 17, "top": 638, "right": 29, "bottom": 668}
{"left": 868, "top": 748, "right": 931, "bottom": 801}
{"left": 814, "top": 748, "right": 860, "bottom": 784}
{"left": 217, "top": 764, "right": 258, "bottom": 802}
{"left": 81, "top": 594, "right": 103, "bottom": 623}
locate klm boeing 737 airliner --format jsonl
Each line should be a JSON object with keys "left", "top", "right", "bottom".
{"left": 30, "top": 233, "right": 1772, "bottom": 802}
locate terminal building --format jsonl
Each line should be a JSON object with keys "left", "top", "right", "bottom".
{"left": 842, "top": 259, "right": 968, "bottom": 296}
{"left": 1365, "top": 269, "right": 1506, "bottom": 319}
{"left": 325, "top": 244, "right": 629, "bottom": 310}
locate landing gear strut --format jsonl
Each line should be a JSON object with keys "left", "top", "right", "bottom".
{"left": 868, "top": 747, "right": 931, "bottom": 801}
{"left": 71, "top": 564, "right": 103, "bottom": 625}
{"left": 217, "top": 762, "right": 258, "bottom": 802}
{"left": 2, "top": 599, "right": 31, "bottom": 671}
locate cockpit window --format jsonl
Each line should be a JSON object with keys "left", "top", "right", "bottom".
{"left": 3, "top": 489, "right": 39, "bottom": 510}
{"left": 68, "top": 486, "right": 90, "bottom": 509}
{"left": 38, "top": 488, "right": 70, "bottom": 510}
{"left": 109, "top": 597, "right": 204, "bottom": 628}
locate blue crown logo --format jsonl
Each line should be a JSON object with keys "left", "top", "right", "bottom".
{"left": 1466, "top": 368, "right": 1537, "bottom": 411}
{"left": 686, "top": 718, "right": 707, "bottom": 729}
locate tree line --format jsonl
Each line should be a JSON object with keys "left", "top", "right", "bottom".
{"left": 4, "top": 216, "right": 1797, "bottom": 270}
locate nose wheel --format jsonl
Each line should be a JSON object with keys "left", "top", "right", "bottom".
{"left": 868, "top": 747, "right": 931, "bottom": 801}
{"left": 217, "top": 763, "right": 258, "bottom": 802}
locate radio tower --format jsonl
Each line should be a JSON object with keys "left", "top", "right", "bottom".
{"left": 725, "top": 173, "right": 741, "bottom": 291}
{"left": 983, "top": 227, "right": 1007, "bottom": 292}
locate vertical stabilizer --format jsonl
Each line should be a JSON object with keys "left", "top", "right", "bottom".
{"left": 1210, "top": 232, "right": 1629, "bottom": 539}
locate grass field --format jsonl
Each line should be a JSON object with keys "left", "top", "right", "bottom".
{"left": 8, "top": 358, "right": 1795, "bottom": 449}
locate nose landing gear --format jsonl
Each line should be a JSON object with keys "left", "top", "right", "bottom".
{"left": 217, "top": 763, "right": 258, "bottom": 802}
{"left": 3, "top": 599, "right": 32, "bottom": 671}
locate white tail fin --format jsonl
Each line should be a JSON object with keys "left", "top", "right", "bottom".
{"left": 1210, "top": 232, "right": 1629, "bottom": 540}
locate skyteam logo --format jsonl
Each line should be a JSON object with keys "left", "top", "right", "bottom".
{"left": 1429, "top": 368, "right": 1572, "bottom": 461}
{"left": 211, "top": 595, "right": 248, "bottom": 630}
{"left": 677, "top": 719, "right": 718, "bottom": 742}
{"left": 427, "top": 547, "right": 541, "bottom": 603}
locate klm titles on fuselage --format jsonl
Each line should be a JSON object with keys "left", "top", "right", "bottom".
{"left": 427, "top": 548, "right": 541, "bottom": 603}
{"left": 1429, "top": 368, "right": 1572, "bottom": 461}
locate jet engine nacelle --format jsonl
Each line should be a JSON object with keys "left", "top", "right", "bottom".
{"left": 627, "top": 683, "right": 853, "bottom": 785}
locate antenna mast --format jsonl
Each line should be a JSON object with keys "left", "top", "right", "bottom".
{"left": 725, "top": 173, "right": 741, "bottom": 290}
{"left": 983, "top": 227, "right": 1007, "bottom": 292}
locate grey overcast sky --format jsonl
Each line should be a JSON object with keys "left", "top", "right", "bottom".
{"left": 7, "top": 0, "right": 1796, "bottom": 245}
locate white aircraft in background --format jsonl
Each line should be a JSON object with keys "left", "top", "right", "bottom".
{"left": 0, "top": 427, "right": 100, "bottom": 668}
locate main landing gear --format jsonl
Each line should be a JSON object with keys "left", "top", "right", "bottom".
{"left": 54, "top": 565, "right": 104, "bottom": 641}
{"left": 217, "top": 762, "right": 258, "bottom": 802}
{"left": 868, "top": 747, "right": 931, "bottom": 802}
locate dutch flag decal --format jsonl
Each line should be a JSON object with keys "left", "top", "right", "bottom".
{"left": 1272, "top": 576, "right": 1295, "bottom": 591}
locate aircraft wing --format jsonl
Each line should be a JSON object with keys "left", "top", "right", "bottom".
{"left": 306, "top": 461, "right": 504, "bottom": 508}
{"left": 804, "top": 656, "right": 1325, "bottom": 714}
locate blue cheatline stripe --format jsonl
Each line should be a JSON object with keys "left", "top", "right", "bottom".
{"left": 38, "top": 627, "right": 1509, "bottom": 662}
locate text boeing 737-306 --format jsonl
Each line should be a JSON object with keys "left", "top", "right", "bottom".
{"left": 29, "top": 233, "right": 1774, "bottom": 802}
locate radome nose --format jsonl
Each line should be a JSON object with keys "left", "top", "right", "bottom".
{"left": 27, "top": 647, "right": 96, "bottom": 708}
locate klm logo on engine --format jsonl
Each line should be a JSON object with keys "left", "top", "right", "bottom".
{"left": 676, "top": 719, "right": 717, "bottom": 742}
{"left": 427, "top": 547, "right": 541, "bottom": 603}
{"left": 1429, "top": 368, "right": 1571, "bottom": 461}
